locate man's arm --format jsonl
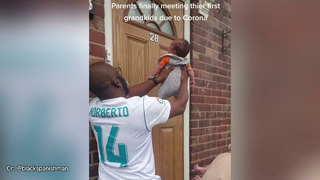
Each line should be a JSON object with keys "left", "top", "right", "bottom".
{"left": 126, "top": 67, "right": 174, "bottom": 98}
{"left": 168, "top": 68, "right": 189, "bottom": 118}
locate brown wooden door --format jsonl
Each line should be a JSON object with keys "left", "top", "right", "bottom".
{"left": 112, "top": 0, "right": 184, "bottom": 179}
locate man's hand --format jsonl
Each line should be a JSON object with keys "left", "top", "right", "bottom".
{"left": 156, "top": 67, "right": 174, "bottom": 83}
{"left": 180, "top": 66, "right": 188, "bottom": 83}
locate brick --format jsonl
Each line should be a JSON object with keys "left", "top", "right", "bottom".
{"left": 192, "top": 42, "right": 206, "bottom": 54}
{"left": 205, "top": 127, "right": 217, "bottom": 134}
{"left": 198, "top": 135, "right": 211, "bottom": 143}
{"left": 191, "top": 112, "right": 205, "bottom": 119}
{"left": 205, "top": 97, "right": 217, "bottom": 104}
{"left": 217, "top": 68, "right": 228, "bottom": 76}
{"left": 90, "top": 29, "right": 105, "bottom": 45}
{"left": 218, "top": 83, "right": 228, "bottom": 90}
{"left": 191, "top": 137, "right": 198, "bottom": 145}
{"left": 89, "top": 164, "right": 98, "bottom": 177}
{"left": 204, "top": 142, "right": 216, "bottom": 149}
{"left": 207, "top": 81, "right": 217, "bottom": 89}
{"left": 222, "top": 119, "right": 231, "bottom": 125}
{"left": 191, "top": 104, "right": 199, "bottom": 111}
{"left": 89, "top": 154, "right": 92, "bottom": 164}
{"left": 199, "top": 88, "right": 211, "bottom": 96}
{"left": 218, "top": 126, "right": 227, "bottom": 133}
{"left": 90, "top": 43, "right": 105, "bottom": 58}
{"left": 227, "top": 71, "right": 231, "bottom": 77}
{"left": 95, "top": 0, "right": 104, "bottom": 5}
{"left": 92, "top": 152, "right": 99, "bottom": 164}
{"left": 218, "top": 53, "right": 230, "bottom": 63}
{"left": 217, "top": 140, "right": 227, "bottom": 147}
{"left": 206, "top": 112, "right": 216, "bottom": 119}
{"left": 191, "top": 95, "right": 205, "bottom": 103}
{"left": 199, "top": 104, "right": 211, "bottom": 111}
{"left": 93, "top": 2, "right": 104, "bottom": 18}
{"left": 90, "top": 127, "right": 95, "bottom": 138}
{"left": 190, "top": 120, "right": 199, "bottom": 128}
{"left": 191, "top": 153, "right": 199, "bottom": 162}
{"left": 222, "top": 146, "right": 229, "bottom": 153}
{"left": 191, "top": 128, "right": 206, "bottom": 136}
{"left": 199, "top": 120, "right": 210, "bottom": 127}
{"left": 217, "top": 112, "right": 227, "bottom": 118}
{"left": 199, "top": 150, "right": 211, "bottom": 159}
{"left": 192, "top": 33, "right": 209, "bottom": 47}
{"left": 211, "top": 120, "right": 221, "bottom": 126}
{"left": 191, "top": 144, "right": 205, "bottom": 154}
{"left": 192, "top": 69, "right": 201, "bottom": 78}
{"left": 222, "top": 62, "right": 231, "bottom": 70}
{"left": 222, "top": 132, "right": 231, "bottom": 139}
{"left": 89, "top": 16, "right": 105, "bottom": 32}
{"left": 90, "top": 139, "right": 97, "bottom": 151}
{"left": 221, "top": 105, "right": 231, "bottom": 111}
{"left": 190, "top": 86, "right": 199, "bottom": 95}
{"left": 217, "top": 97, "right": 227, "bottom": 104}
{"left": 228, "top": 85, "right": 231, "bottom": 91}
{"left": 206, "top": 65, "right": 217, "bottom": 73}
{"left": 192, "top": 60, "right": 206, "bottom": 70}
{"left": 212, "top": 105, "right": 222, "bottom": 111}
{"left": 226, "top": 126, "right": 231, "bottom": 131}
{"left": 192, "top": 26, "right": 206, "bottom": 37}
{"left": 221, "top": 76, "right": 231, "bottom": 84}
{"left": 195, "top": 78, "right": 206, "bottom": 87}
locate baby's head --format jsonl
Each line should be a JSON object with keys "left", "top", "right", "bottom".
{"left": 168, "top": 39, "right": 190, "bottom": 57}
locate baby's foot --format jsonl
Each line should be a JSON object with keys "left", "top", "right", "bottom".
{"left": 193, "top": 164, "right": 207, "bottom": 176}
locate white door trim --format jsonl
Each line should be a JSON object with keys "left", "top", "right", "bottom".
{"left": 183, "top": 1, "right": 191, "bottom": 179}
{"left": 104, "top": 1, "right": 191, "bottom": 179}
{"left": 105, "top": 0, "right": 113, "bottom": 65}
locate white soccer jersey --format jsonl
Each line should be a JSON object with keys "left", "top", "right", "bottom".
{"left": 89, "top": 95, "right": 171, "bottom": 180}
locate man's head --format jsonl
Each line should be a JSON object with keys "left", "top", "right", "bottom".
{"left": 168, "top": 39, "right": 190, "bottom": 57}
{"left": 90, "top": 62, "right": 129, "bottom": 100}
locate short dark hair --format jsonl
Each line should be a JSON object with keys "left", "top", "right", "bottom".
{"left": 174, "top": 39, "right": 190, "bottom": 57}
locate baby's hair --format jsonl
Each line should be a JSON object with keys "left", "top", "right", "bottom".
{"left": 174, "top": 39, "right": 190, "bottom": 57}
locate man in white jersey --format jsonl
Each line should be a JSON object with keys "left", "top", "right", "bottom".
{"left": 89, "top": 62, "right": 188, "bottom": 180}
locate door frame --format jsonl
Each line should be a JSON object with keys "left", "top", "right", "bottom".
{"left": 104, "top": 0, "right": 191, "bottom": 179}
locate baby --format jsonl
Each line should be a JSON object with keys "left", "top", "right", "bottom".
{"left": 149, "top": 39, "right": 195, "bottom": 99}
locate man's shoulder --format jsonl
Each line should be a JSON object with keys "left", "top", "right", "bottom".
{"left": 89, "top": 97, "right": 99, "bottom": 107}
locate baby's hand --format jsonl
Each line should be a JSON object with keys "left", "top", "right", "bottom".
{"left": 190, "top": 80, "right": 195, "bottom": 86}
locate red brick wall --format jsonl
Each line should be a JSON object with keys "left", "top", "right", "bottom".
{"left": 190, "top": 0, "right": 231, "bottom": 178}
{"left": 89, "top": 0, "right": 105, "bottom": 179}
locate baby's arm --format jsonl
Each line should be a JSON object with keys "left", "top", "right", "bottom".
{"left": 148, "top": 57, "right": 170, "bottom": 79}
{"left": 149, "top": 65, "right": 164, "bottom": 79}
{"left": 187, "top": 64, "right": 195, "bottom": 86}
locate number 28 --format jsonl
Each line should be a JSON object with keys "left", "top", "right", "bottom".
{"left": 150, "top": 33, "right": 159, "bottom": 42}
